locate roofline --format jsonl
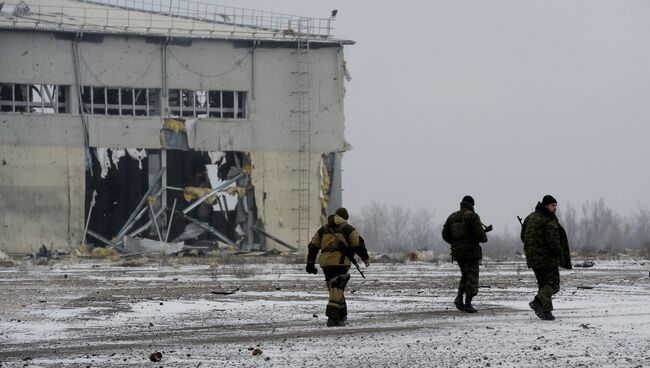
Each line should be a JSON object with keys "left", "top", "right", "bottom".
{"left": 0, "top": 25, "right": 356, "bottom": 46}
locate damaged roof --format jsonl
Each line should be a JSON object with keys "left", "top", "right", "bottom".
{"left": 0, "top": 0, "right": 354, "bottom": 45}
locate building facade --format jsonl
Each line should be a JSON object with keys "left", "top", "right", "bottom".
{"left": 0, "top": 0, "right": 352, "bottom": 253}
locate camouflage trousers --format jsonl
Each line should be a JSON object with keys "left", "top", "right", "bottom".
{"left": 323, "top": 266, "right": 350, "bottom": 320}
{"left": 533, "top": 267, "right": 560, "bottom": 312}
{"left": 457, "top": 260, "right": 480, "bottom": 297}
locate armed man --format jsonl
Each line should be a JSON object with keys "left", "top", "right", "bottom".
{"left": 520, "top": 195, "right": 572, "bottom": 321}
{"left": 305, "top": 207, "right": 370, "bottom": 327}
{"left": 442, "top": 195, "right": 491, "bottom": 313}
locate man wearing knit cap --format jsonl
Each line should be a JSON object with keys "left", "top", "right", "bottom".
{"left": 442, "top": 195, "right": 490, "bottom": 313}
{"left": 305, "top": 207, "right": 370, "bottom": 327}
{"left": 521, "top": 195, "right": 572, "bottom": 321}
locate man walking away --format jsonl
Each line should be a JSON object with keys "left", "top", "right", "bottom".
{"left": 442, "top": 195, "right": 490, "bottom": 313}
{"left": 521, "top": 195, "right": 572, "bottom": 321}
{"left": 305, "top": 207, "right": 370, "bottom": 327}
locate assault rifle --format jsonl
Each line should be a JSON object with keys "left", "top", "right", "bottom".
{"left": 338, "top": 242, "right": 365, "bottom": 279}
{"left": 517, "top": 216, "right": 523, "bottom": 226}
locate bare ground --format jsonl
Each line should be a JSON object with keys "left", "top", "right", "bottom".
{"left": 0, "top": 257, "right": 649, "bottom": 367}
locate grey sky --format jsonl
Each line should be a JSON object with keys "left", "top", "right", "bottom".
{"left": 221, "top": 0, "right": 650, "bottom": 231}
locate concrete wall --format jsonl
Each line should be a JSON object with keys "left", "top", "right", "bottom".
{"left": 0, "top": 145, "right": 85, "bottom": 254}
{"left": 0, "top": 31, "right": 347, "bottom": 153}
{"left": 250, "top": 151, "right": 323, "bottom": 249}
{"left": 0, "top": 29, "right": 349, "bottom": 253}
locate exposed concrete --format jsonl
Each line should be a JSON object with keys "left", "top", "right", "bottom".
{"left": 0, "top": 145, "right": 85, "bottom": 253}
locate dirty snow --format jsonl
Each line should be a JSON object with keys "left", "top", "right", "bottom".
{"left": 0, "top": 260, "right": 648, "bottom": 367}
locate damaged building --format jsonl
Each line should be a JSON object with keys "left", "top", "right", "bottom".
{"left": 0, "top": 0, "right": 353, "bottom": 254}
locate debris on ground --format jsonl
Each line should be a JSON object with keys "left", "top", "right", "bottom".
{"left": 574, "top": 261, "right": 596, "bottom": 268}
{"left": 252, "top": 348, "right": 263, "bottom": 356}
{"left": 211, "top": 288, "right": 240, "bottom": 295}
{"left": 149, "top": 351, "right": 163, "bottom": 362}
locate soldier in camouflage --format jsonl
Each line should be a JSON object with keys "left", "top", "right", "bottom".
{"left": 442, "top": 196, "right": 489, "bottom": 313}
{"left": 305, "top": 207, "right": 370, "bottom": 327}
{"left": 521, "top": 195, "right": 572, "bottom": 321}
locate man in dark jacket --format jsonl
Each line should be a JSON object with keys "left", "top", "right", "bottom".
{"left": 442, "top": 196, "right": 490, "bottom": 313}
{"left": 521, "top": 195, "right": 572, "bottom": 321}
{"left": 305, "top": 207, "right": 370, "bottom": 327}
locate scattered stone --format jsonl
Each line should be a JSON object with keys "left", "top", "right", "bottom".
{"left": 252, "top": 348, "right": 263, "bottom": 356}
{"left": 149, "top": 352, "right": 162, "bottom": 362}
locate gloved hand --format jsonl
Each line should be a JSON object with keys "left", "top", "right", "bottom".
{"left": 484, "top": 224, "right": 493, "bottom": 233}
{"left": 305, "top": 263, "right": 318, "bottom": 275}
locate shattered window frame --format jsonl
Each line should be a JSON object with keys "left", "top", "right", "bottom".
{"left": 0, "top": 83, "right": 68, "bottom": 113}
{"left": 168, "top": 89, "right": 247, "bottom": 119}
{"left": 81, "top": 86, "right": 160, "bottom": 117}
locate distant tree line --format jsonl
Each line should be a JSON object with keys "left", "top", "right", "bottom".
{"left": 351, "top": 199, "right": 650, "bottom": 258}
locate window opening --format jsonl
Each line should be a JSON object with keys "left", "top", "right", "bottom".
{"left": 0, "top": 83, "right": 68, "bottom": 113}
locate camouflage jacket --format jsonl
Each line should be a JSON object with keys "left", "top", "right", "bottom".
{"left": 521, "top": 203, "right": 572, "bottom": 269}
{"left": 307, "top": 215, "right": 369, "bottom": 268}
{"left": 442, "top": 205, "right": 487, "bottom": 261}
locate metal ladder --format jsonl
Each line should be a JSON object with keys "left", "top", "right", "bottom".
{"left": 293, "top": 18, "right": 312, "bottom": 247}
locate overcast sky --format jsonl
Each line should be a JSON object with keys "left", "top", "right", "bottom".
{"left": 220, "top": 0, "right": 650, "bottom": 231}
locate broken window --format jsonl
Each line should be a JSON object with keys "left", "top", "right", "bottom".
{"left": 169, "top": 89, "right": 247, "bottom": 119}
{"left": 0, "top": 83, "right": 68, "bottom": 113}
{"left": 80, "top": 87, "right": 160, "bottom": 116}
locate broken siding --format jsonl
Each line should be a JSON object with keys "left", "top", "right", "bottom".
{"left": 0, "top": 145, "right": 85, "bottom": 253}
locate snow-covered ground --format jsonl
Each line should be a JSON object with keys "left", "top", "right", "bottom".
{"left": 0, "top": 259, "right": 648, "bottom": 367}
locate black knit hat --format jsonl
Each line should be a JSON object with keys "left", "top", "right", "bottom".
{"left": 461, "top": 195, "right": 475, "bottom": 207}
{"left": 541, "top": 195, "right": 557, "bottom": 206}
{"left": 335, "top": 207, "right": 349, "bottom": 220}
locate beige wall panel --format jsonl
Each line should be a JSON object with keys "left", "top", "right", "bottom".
{"left": 250, "top": 151, "right": 322, "bottom": 251}
{"left": 0, "top": 31, "right": 75, "bottom": 85}
{"left": 166, "top": 40, "right": 251, "bottom": 91}
{"left": 0, "top": 145, "right": 85, "bottom": 254}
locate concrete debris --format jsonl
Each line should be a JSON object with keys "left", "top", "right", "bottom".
{"left": 123, "top": 236, "right": 184, "bottom": 256}
{"left": 149, "top": 351, "right": 163, "bottom": 362}
{"left": 32, "top": 245, "right": 71, "bottom": 260}
{"left": 211, "top": 288, "right": 240, "bottom": 295}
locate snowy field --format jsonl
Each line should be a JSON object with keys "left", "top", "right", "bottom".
{"left": 0, "top": 259, "right": 649, "bottom": 367}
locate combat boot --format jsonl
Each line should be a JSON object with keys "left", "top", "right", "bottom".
{"left": 542, "top": 311, "right": 555, "bottom": 321}
{"left": 528, "top": 297, "right": 545, "bottom": 320}
{"left": 454, "top": 288, "right": 464, "bottom": 311}
{"left": 326, "top": 317, "right": 346, "bottom": 327}
{"left": 463, "top": 295, "right": 478, "bottom": 313}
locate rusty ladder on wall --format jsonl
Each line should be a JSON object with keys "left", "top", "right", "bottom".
{"left": 293, "top": 18, "right": 313, "bottom": 247}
